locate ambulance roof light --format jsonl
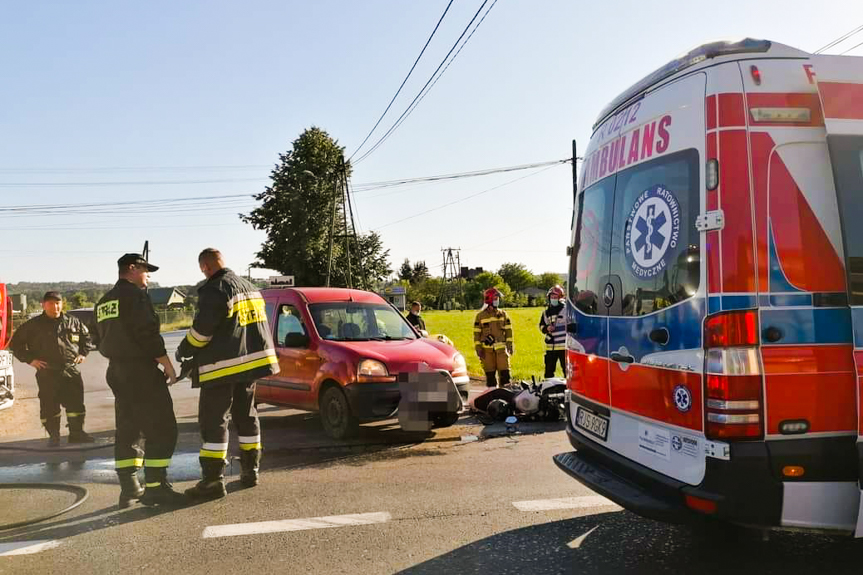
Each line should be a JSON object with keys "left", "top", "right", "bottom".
{"left": 594, "top": 38, "right": 772, "bottom": 129}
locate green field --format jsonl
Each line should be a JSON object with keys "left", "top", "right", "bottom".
{"left": 422, "top": 308, "right": 554, "bottom": 380}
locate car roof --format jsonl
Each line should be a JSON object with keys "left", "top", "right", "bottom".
{"left": 262, "top": 287, "right": 386, "bottom": 304}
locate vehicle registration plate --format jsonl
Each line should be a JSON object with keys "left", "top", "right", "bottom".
{"left": 0, "top": 352, "right": 9, "bottom": 369}
{"left": 576, "top": 407, "right": 609, "bottom": 441}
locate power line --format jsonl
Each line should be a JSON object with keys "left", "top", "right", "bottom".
{"left": 840, "top": 39, "right": 863, "bottom": 55}
{"left": 372, "top": 161, "right": 565, "bottom": 230}
{"left": 349, "top": 0, "right": 455, "bottom": 161}
{"left": 353, "top": 0, "right": 498, "bottom": 165}
{"left": 815, "top": 24, "right": 863, "bottom": 54}
{"left": 0, "top": 177, "right": 265, "bottom": 188}
{"left": 0, "top": 164, "right": 270, "bottom": 174}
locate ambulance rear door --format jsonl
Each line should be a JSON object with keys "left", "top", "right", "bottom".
{"left": 811, "top": 54, "right": 863, "bottom": 536}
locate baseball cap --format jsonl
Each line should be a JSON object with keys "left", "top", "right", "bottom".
{"left": 42, "top": 291, "right": 62, "bottom": 302}
{"left": 117, "top": 253, "right": 159, "bottom": 272}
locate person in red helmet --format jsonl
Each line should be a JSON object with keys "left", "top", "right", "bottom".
{"left": 539, "top": 285, "right": 567, "bottom": 377}
{"left": 473, "top": 288, "right": 514, "bottom": 387}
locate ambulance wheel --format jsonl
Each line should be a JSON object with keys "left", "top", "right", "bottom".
{"left": 431, "top": 412, "right": 459, "bottom": 429}
{"left": 320, "top": 387, "right": 359, "bottom": 440}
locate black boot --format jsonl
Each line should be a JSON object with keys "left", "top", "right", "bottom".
{"left": 485, "top": 371, "right": 498, "bottom": 388}
{"left": 499, "top": 370, "right": 511, "bottom": 386}
{"left": 44, "top": 416, "right": 61, "bottom": 447}
{"left": 117, "top": 470, "right": 144, "bottom": 509}
{"left": 185, "top": 458, "right": 227, "bottom": 501}
{"left": 240, "top": 450, "right": 261, "bottom": 488}
{"left": 67, "top": 415, "right": 95, "bottom": 444}
{"left": 140, "top": 468, "right": 187, "bottom": 507}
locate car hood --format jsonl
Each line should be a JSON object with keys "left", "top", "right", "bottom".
{"left": 322, "top": 338, "right": 460, "bottom": 372}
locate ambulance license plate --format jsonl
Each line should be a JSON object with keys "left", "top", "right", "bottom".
{"left": 576, "top": 407, "right": 608, "bottom": 441}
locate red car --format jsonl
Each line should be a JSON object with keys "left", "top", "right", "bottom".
{"left": 256, "top": 287, "right": 470, "bottom": 439}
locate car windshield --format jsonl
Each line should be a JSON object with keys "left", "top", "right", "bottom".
{"left": 308, "top": 302, "right": 418, "bottom": 341}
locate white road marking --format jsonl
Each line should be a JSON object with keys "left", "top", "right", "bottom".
{"left": 202, "top": 511, "right": 392, "bottom": 539}
{"left": 0, "top": 540, "right": 61, "bottom": 556}
{"left": 568, "top": 526, "right": 599, "bottom": 549}
{"left": 512, "top": 495, "right": 620, "bottom": 512}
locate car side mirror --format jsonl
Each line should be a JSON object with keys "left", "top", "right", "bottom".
{"left": 566, "top": 322, "right": 578, "bottom": 335}
{"left": 283, "top": 333, "right": 310, "bottom": 348}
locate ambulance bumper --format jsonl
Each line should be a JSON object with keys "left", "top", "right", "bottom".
{"left": 556, "top": 422, "right": 784, "bottom": 527}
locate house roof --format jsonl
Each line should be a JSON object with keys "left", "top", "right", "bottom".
{"left": 147, "top": 287, "right": 186, "bottom": 305}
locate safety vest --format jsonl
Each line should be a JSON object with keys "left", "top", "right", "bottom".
{"left": 539, "top": 305, "right": 566, "bottom": 351}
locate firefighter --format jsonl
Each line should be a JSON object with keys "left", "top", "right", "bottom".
{"left": 9, "top": 291, "right": 94, "bottom": 446}
{"left": 177, "top": 248, "right": 279, "bottom": 501}
{"left": 539, "top": 285, "right": 567, "bottom": 378}
{"left": 473, "top": 288, "right": 514, "bottom": 387}
{"left": 405, "top": 301, "right": 426, "bottom": 332}
{"left": 95, "top": 253, "right": 184, "bottom": 508}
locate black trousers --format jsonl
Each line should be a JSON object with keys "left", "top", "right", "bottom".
{"left": 198, "top": 380, "right": 260, "bottom": 469}
{"left": 35, "top": 368, "right": 85, "bottom": 428}
{"left": 485, "top": 370, "right": 511, "bottom": 387}
{"left": 544, "top": 350, "right": 566, "bottom": 378}
{"left": 106, "top": 361, "right": 177, "bottom": 483}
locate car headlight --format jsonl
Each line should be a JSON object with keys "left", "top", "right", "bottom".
{"left": 358, "top": 359, "right": 389, "bottom": 378}
{"left": 452, "top": 352, "right": 467, "bottom": 374}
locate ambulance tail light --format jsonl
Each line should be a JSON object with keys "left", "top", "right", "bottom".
{"left": 704, "top": 311, "right": 764, "bottom": 441}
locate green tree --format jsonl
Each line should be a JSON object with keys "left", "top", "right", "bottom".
{"left": 464, "top": 272, "right": 512, "bottom": 309}
{"left": 68, "top": 291, "right": 92, "bottom": 309}
{"left": 412, "top": 261, "right": 430, "bottom": 283}
{"left": 536, "top": 272, "right": 565, "bottom": 291}
{"left": 398, "top": 259, "right": 413, "bottom": 283}
{"left": 241, "top": 126, "right": 390, "bottom": 288}
{"left": 497, "top": 262, "right": 535, "bottom": 294}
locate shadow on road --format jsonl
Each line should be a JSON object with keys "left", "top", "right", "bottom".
{"left": 397, "top": 511, "right": 863, "bottom": 575}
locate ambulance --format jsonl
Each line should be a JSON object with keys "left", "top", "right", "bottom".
{"left": 554, "top": 38, "right": 863, "bottom": 535}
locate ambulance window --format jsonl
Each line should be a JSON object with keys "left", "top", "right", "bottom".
{"left": 569, "top": 177, "right": 615, "bottom": 315}
{"left": 828, "top": 135, "right": 863, "bottom": 304}
{"left": 609, "top": 148, "right": 700, "bottom": 316}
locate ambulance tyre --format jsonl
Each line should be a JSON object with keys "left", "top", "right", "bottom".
{"left": 431, "top": 412, "right": 459, "bottom": 429}
{"left": 320, "top": 386, "right": 359, "bottom": 440}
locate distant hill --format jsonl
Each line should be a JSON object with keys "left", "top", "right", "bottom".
{"left": 8, "top": 281, "right": 162, "bottom": 312}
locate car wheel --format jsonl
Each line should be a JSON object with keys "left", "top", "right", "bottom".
{"left": 320, "top": 386, "right": 359, "bottom": 440}
{"left": 431, "top": 411, "right": 460, "bottom": 428}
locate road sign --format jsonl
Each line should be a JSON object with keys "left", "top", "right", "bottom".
{"left": 269, "top": 275, "right": 295, "bottom": 287}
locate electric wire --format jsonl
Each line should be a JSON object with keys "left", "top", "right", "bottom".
{"left": 840, "top": 39, "right": 863, "bottom": 55}
{"left": 349, "top": 0, "right": 456, "bottom": 161}
{"left": 353, "top": 0, "right": 497, "bottom": 165}
{"left": 814, "top": 24, "right": 863, "bottom": 54}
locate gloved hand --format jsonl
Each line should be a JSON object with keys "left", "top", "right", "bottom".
{"left": 175, "top": 349, "right": 185, "bottom": 363}
{"left": 483, "top": 334, "right": 496, "bottom": 346}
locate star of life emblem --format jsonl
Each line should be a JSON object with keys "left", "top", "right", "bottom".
{"left": 624, "top": 185, "right": 681, "bottom": 279}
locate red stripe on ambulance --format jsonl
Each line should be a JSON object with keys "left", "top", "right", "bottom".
{"left": 817, "top": 82, "right": 863, "bottom": 120}
{"left": 609, "top": 365, "right": 703, "bottom": 432}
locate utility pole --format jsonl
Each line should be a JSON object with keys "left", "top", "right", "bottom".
{"left": 438, "top": 247, "right": 464, "bottom": 309}
{"left": 326, "top": 158, "right": 364, "bottom": 290}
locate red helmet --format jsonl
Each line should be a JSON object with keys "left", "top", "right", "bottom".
{"left": 484, "top": 287, "right": 502, "bottom": 306}
{"left": 547, "top": 285, "right": 565, "bottom": 301}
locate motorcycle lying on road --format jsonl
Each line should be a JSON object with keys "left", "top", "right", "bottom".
{"left": 469, "top": 377, "right": 567, "bottom": 424}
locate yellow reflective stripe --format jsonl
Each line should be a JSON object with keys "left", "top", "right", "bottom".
{"left": 144, "top": 458, "right": 171, "bottom": 468}
{"left": 492, "top": 343, "right": 507, "bottom": 350}
{"left": 239, "top": 443, "right": 262, "bottom": 451}
{"left": 185, "top": 331, "right": 208, "bottom": 349}
{"left": 66, "top": 412, "right": 84, "bottom": 417}
{"left": 506, "top": 338, "right": 514, "bottom": 342}
{"left": 200, "top": 449, "right": 227, "bottom": 459}
{"left": 199, "top": 354, "right": 278, "bottom": 384}
{"left": 229, "top": 297, "right": 266, "bottom": 326}
{"left": 115, "top": 458, "right": 143, "bottom": 469}
{"left": 473, "top": 328, "right": 481, "bottom": 333}
{"left": 145, "top": 482, "right": 160, "bottom": 488}
{"left": 480, "top": 317, "right": 505, "bottom": 324}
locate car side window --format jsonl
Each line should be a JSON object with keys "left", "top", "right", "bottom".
{"left": 276, "top": 304, "right": 307, "bottom": 347}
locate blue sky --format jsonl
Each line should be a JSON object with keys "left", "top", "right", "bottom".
{"left": 1, "top": 1, "right": 861, "bottom": 286}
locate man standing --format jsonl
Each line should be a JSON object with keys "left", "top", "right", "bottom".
{"left": 405, "top": 301, "right": 426, "bottom": 332}
{"left": 473, "top": 288, "right": 514, "bottom": 388}
{"left": 539, "top": 285, "right": 566, "bottom": 378}
{"left": 95, "top": 254, "right": 184, "bottom": 508}
{"left": 10, "top": 291, "right": 94, "bottom": 446}
{"left": 178, "top": 248, "right": 279, "bottom": 501}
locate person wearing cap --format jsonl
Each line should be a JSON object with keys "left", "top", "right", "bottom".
{"left": 95, "top": 253, "right": 184, "bottom": 508}
{"left": 177, "top": 248, "right": 279, "bottom": 501}
{"left": 9, "top": 291, "right": 94, "bottom": 446}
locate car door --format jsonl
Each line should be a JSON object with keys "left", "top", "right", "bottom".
{"left": 267, "top": 298, "right": 320, "bottom": 408}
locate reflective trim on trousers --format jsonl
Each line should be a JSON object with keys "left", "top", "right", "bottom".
{"left": 144, "top": 458, "right": 171, "bottom": 468}
{"left": 240, "top": 443, "right": 262, "bottom": 451}
{"left": 200, "top": 449, "right": 228, "bottom": 459}
{"left": 115, "top": 458, "right": 144, "bottom": 469}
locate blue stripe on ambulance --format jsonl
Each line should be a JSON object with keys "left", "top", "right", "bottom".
{"left": 760, "top": 308, "right": 852, "bottom": 345}
{"left": 606, "top": 298, "right": 704, "bottom": 361}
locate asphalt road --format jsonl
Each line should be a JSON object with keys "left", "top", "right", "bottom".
{"left": 2, "top": 332, "right": 863, "bottom": 574}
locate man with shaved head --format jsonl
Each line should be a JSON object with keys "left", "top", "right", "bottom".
{"left": 177, "top": 248, "right": 279, "bottom": 500}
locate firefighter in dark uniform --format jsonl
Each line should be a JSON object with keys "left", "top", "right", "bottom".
{"left": 9, "top": 291, "right": 94, "bottom": 446}
{"left": 177, "top": 248, "right": 279, "bottom": 500}
{"left": 539, "top": 285, "right": 567, "bottom": 378}
{"left": 95, "top": 253, "right": 185, "bottom": 508}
